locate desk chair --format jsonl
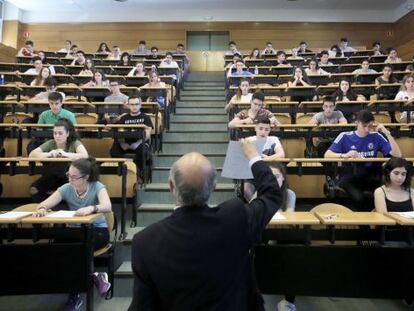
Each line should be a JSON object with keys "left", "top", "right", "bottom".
{"left": 94, "top": 211, "right": 117, "bottom": 299}
{"left": 310, "top": 203, "right": 353, "bottom": 214}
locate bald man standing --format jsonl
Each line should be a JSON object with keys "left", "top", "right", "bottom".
{"left": 128, "top": 139, "right": 282, "bottom": 311}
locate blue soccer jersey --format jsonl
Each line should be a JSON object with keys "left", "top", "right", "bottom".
{"left": 329, "top": 131, "right": 391, "bottom": 159}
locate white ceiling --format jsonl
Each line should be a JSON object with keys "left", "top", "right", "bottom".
{"left": 4, "top": 0, "right": 414, "bottom": 23}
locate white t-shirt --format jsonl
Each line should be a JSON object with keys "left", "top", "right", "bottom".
{"left": 247, "top": 136, "right": 281, "bottom": 156}
{"left": 395, "top": 91, "right": 414, "bottom": 121}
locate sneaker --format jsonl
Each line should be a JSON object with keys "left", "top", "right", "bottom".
{"left": 277, "top": 298, "right": 297, "bottom": 311}
{"left": 93, "top": 272, "right": 111, "bottom": 297}
{"left": 63, "top": 293, "right": 83, "bottom": 311}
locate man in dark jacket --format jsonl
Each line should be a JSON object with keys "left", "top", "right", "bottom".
{"left": 129, "top": 138, "right": 282, "bottom": 311}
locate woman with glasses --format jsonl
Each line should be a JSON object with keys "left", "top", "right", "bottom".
{"left": 29, "top": 119, "right": 88, "bottom": 202}
{"left": 32, "top": 156, "right": 112, "bottom": 308}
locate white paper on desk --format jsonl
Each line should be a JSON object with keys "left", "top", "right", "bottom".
{"left": 221, "top": 140, "right": 266, "bottom": 179}
{"left": 271, "top": 212, "right": 286, "bottom": 220}
{"left": 395, "top": 211, "right": 414, "bottom": 219}
{"left": 0, "top": 211, "right": 32, "bottom": 219}
{"left": 46, "top": 210, "right": 76, "bottom": 218}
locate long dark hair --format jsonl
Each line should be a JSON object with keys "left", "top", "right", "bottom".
{"left": 72, "top": 157, "right": 100, "bottom": 182}
{"left": 96, "top": 42, "right": 111, "bottom": 53}
{"left": 383, "top": 157, "right": 412, "bottom": 190}
{"left": 54, "top": 118, "right": 79, "bottom": 147}
{"left": 334, "top": 78, "right": 358, "bottom": 101}
{"left": 271, "top": 163, "right": 291, "bottom": 211}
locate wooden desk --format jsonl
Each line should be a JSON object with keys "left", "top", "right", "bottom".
{"left": 0, "top": 211, "right": 32, "bottom": 224}
{"left": 0, "top": 214, "right": 96, "bottom": 310}
{"left": 315, "top": 212, "right": 396, "bottom": 226}
{"left": 385, "top": 212, "right": 414, "bottom": 226}
{"left": 21, "top": 213, "right": 101, "bottom": 224}
{"left": 268, "top": 211, "right": 320, "bottom": 226}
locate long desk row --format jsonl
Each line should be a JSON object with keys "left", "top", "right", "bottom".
{"left": 227, "top": 62, "right": 411, "bottom": 75}
{"left": 229, "top": 99, "right": 414, "bottom": 121}
{"left": 16, "top": 54, "right": 186, "bottom": 68}
{"left": 258, "top": 210, "right": 414, "bottom": 299}
{"left": 229, "top": 70, "right": 410, "bottom": 86}
{"left": 0, "top": 157, "right": 136, "bottom": 238}
{"left": 0, "top": 101, "right": 165, "bottom": 149}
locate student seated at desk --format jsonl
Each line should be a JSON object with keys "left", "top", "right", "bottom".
{"left": 110, "top": 95, "right": 152, "bottom": 184}
{"left": 332, "top": 78, "right": 365, "bottom": 122}
{"left": 127, "top": 62, "right": 146, "bottom": 77}
{"left": 309, "top": 95, "right": 347, "bottom": 157}
{"left": 30, "top": 67, "right": 51, "bottom": 86}
{"left": 224, "top": 79, "right": 252, "bottom": 113}
{"left": 225, "top": 53, "right": 242, "bottom": 74}
{"left": 38, "top": 92, "right": 76, "bottom": 125}
{"left": 171, "top": 43, "right": 190, "bottom": 74}
{"left": 329, "top": 44, "right": 343, "bottom": 58}
{"left": 101, "top": 79, "right": 129, "bottom": 124}
{"left": 65, "top": 44, "right": 79, "bottom": 59}
{"left": 372, "top": 41, "right": 385, "bottom": 56}
{"left": 17, "top": 40, "right": 38, "bottom": 57}
{"left": 228, "top": 92, "right": 279, "bottom": 128}
{"left": 385, "top": 48, "right": 402, "bottom": 64}
{"left": 32, "top": 157, "right": 112, "bottom": 308}
{"left": 375, "top": 65, "right": 398, "bottom": 101}
{"left": 22, "top": 56, "right": 43, "bottom": 75}
{"left": 33, "top": 77, "right": 66, "bottom": 101}
{"left": 244, "top": 162, "right": 294, "bottom": 208}
{"left": 29, "top": 119, "right": 88, "bottom": 202}
{"left": 288, "top": 66, "right": 312, "bottom": 102}
{"left": 339, "top": 37, "right": 356, "bottom": 53}
{"left": 226, "top": 60, "right": 253, "bottom": 79}
{"left": 57, "top": 40, "right": 72, "bottom": 54}
{"left": 160, "top": 52, "right": 179, "bottom": 81}
{"left": 319, "top": 50, "right": 333, "bottom": 66}
{"left": 70, "top": 50, "right": 86, "bottom": 66}
{"left": 224, "top": 41, "right": 241, "bottom": 56}
{"left": 274, "top": 50, "right": 291, "bottom": 67}
{"left": 96, "top": 42, "right": 111, "bottom": 55}
{"left": 262, "top": 42, "right": 277, "bottom": 55}
{"left": 78, "top": 58, "right": 95, "bottom": 76}
{"left": 374, "top": 157, "right": 414, "bottom": 213}
{"left": 298, "top": 41, "right": 312, "bottom": 54}
{"left": 287, "top": 48, "right": 303, "bottom": 60}
{"left": 83, "top": 70, "right": 110, "bottom": 87}
{"left": 352, "top": 59, "right": 377, "bottom": 76}
{"left": 244, "top": 48, "right": 261, "bottom": 61}
{"left": 118, "top": 52, "right": 132, "bottom": 66}
{"left": 324, "top": 110, "right": 401, "bottom": 211}
{"left": 148, "top": 46, "right": 161, "bottom": 59}
{"left": 133, "top": 40, "right": 150, "bottom": 55}
{"left": 141, "top": 70, "right": 166, "bottom": 88}
{"left": 305, "top": 58, "right": 329, "bottom": 76}
{"left": 244, "top": 161, "right": 297, "bottom": 311}
{"left": 107, "top": 46, "right": 122, "bottom": 61}
{"left": 396, "top": 74, "right": 414, "bottom": 122}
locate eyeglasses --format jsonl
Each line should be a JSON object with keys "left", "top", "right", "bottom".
{"left": 66, "top": 172, "right": 85, "bottom": 180}
{"left": 110, "top": 84, "right": 119, "bottom": 87}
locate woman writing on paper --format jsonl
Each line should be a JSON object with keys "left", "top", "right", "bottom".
{"left": 374, "top": 157, "right": 414, "bottom": 213}
{"left": 32, "top": 157, "right": 112, "bottom": 308}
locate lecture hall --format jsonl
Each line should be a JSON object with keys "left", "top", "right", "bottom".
{"left": 0, "top": 0, "right": 414, "bottom": 310}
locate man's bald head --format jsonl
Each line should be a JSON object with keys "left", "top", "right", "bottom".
{"left": 169, "top": 152, "right": 217, "bottom": 207}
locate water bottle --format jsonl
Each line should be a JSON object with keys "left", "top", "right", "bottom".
{"left": 0, "top": 75, "right": 4, "bottom": 85}
{"left": 254, "top": 65, "right": 259, "bottom": 75}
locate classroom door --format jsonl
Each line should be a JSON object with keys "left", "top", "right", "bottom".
{"left": 186, "top": 31, "right": 229, "bottom": 71}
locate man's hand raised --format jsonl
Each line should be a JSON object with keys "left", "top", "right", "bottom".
{"left": 239, "top": 138, "right": 259, "bottom": 160}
